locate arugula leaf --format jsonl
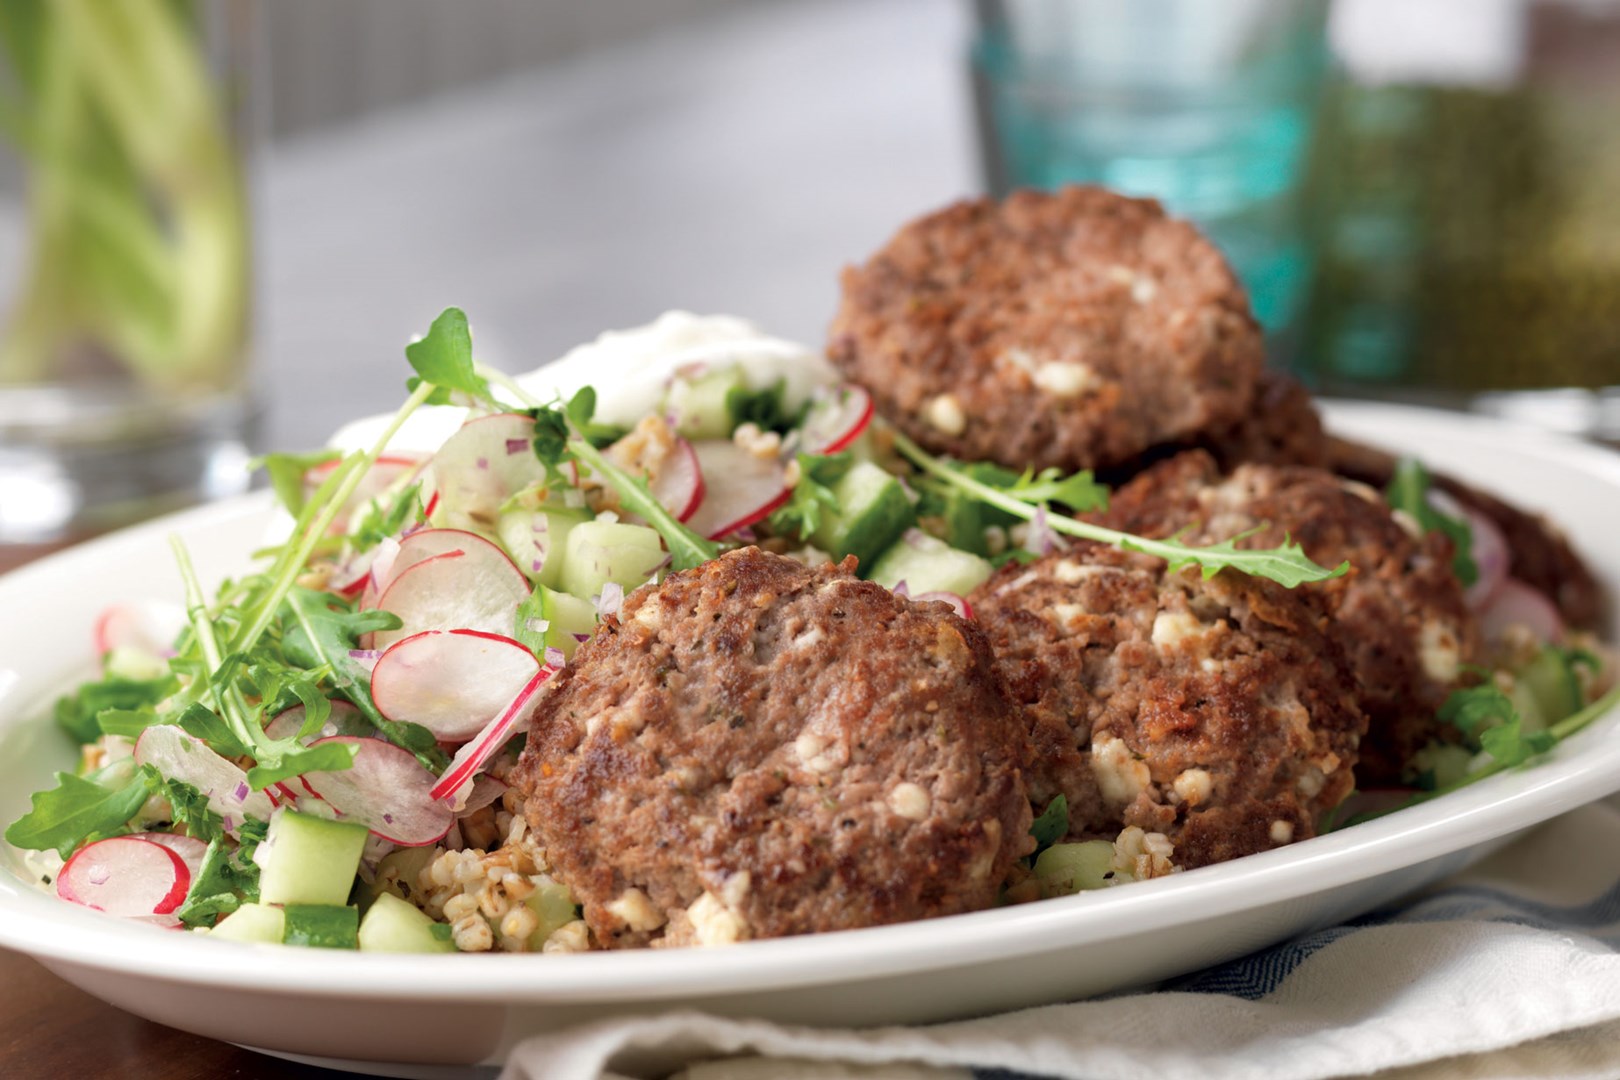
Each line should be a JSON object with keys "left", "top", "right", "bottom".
{"left": 1436, "top": 683, "right": 1517, "bottom": 737}
{"left": 55, "top": 670, "right": 179, "bottom": 745}
{"left": 146, "top": 769, "right": 226, "bottom": 845}
{"left": 1436, "top": 683, "right": 1556, "bottom": 767}
{"left": 404, "top": 306, "right": 489, "bottom": 401}
{"left": 562, "top": 387, "right": 627, "bottom": 447}
{"left": 96, "top": 708, "right": 163, "bottom": 740}
{"left": 254, "top": 449, "right": 341, "bottom": 516}
{"left": 279, "top": 587, "right": 444, "bottom": 769}
{"left": 349, "top": 481, "right": 424, "bottom": 551}
{"left": 992, "top": 466, "right": 1110, "bottom": 514}
{"left": 892, "top": 432, "right": 1347, "bottom": 588}
{"left": 767, "top": 453, "right": 852, "bottom": 538}
{"left": 726, "top": 378, "right": 796, "bottom": 435}
{"left": 175, "top": 830, "right": 263, "bottom": 927}
{"left": 990, "top": 548, "right": 1039, "bottom": 568}
{"left": 5, "top": 769, "right": 156, "bottom": 858}
{"left": 514, "top": 582, "right": 550, "bottom": 657}
{"left": 1029, "top": 794, "right": 1069, "bottom": 858}
{"left": 176, "top": 702, "right": 250, "bottom": 759}
{"left": 1385, "top": 458, "right": 1478, "bottom": 586}
{"left": 245, "top": 740, "right": 360, "bottom": 790}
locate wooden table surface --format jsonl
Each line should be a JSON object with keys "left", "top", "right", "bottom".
{"left": 0, "top": 1, "right": 969, "bottom": 1074}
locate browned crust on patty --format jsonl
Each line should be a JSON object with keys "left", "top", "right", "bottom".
{"left": 968, "top": 544, "right": 1366, "bottom": 869}
{"left": 828, "top": 186, "right": 1263, "bottom": 473}
{"left": 1100, "top": 450, "right": 1479, "bottom": 784}
{"left": 512, "top": 547, "right": 1033, "bottom": 948}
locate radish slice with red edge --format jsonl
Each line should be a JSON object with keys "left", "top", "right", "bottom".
{"left": 57, "top": 836, "right": 190, "bottom": 917}
{"left": 453, "top": 774, "right": 509, "bottom": 815}
{"left": 913, "top": 591, "right": 973, "bottom": 620}
{"left": 372, "top": 537, "right": 530, "bottom": 649}
{"left": 429, "top": 667, "right": 555, "bottom": 801}
{"left": 371, "top": 630, "right": 541, "bottom": 742}
{"left": 263, "top": 700, "right": 372, "bottom": 744}
{"left": 1480, "top": 578, "right": 1564, "bottom": 644}
{"left": 684, "top": 441, "right": 791, "bottom": 539}
{"left": 650, "top": 438, "right": 705, "bottom": 523}
{"left": 798, "top": 384, "right": 874, "bottom": 455}
{"left": 369, "top": 528, "right": 502, "bottom": 603}
{"left": 300, "top": 736, "right": 454, "bottom": 846}
{"left": 131, "top": 832, "right": 208, "bottom": 880}
{"left": 133, "top": 726, "right": 274, "bottom": 832}
{"left": 426, "top": 413, "right": 553, "bottom": 530}
{"left": 93, "top": 601, "right": 187, "bottom": 657}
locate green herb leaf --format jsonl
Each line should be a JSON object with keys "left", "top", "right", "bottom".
{"left": 514, "top": 582, "right": 549, "bottom": 657}
{"left": 95, "top": 708, "right": 163, "bottom": 740}
{"left": 349, "top": 481, "right": 425, "bottom": 551}
{"left": 726, "top": 378, "right": 796, "bottom": 435}
{"left": 997, "top": 466, "right": 1110, "bottom": 514}
{"left": 244, "top": 739, "right": 359, "bottom": 790}
{"left": 892, "top": 432, "right": 1346, "bottom": 588}
{"left": 254, "top": 449, "right": 342, "bottom": 516}
{"left": 1385, "top": 458, "right": 1478, "bottom": 586}
{"left": 279, "top": 588, "right": 444, "bottom": 769}
{"left": 176, "top": 702, "right": 251, "bottom": 759}
{"left": 55, "top": 670, "right": 180, "bottom": 745}
{"left": 175, "top": 826, "right": 264, "bottom": 927}
{"left": 404, "top": 307, "right": 489, "bottom": 400}
{"left": 1436, "top": 683, "right": 1517, "bottom": 737}
{"left": 1029, "top": 794, "right": 1069, "bottom": 858}
{"left": 5, "top": 769, "right": 156, "bottom": 858}
{"left": 766, "top": 452, "right": 852, "bottom": 539}
{"left": 145, "top": 768, "right": 226, "bottom": 845}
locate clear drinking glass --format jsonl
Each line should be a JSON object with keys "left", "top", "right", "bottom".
{"left": 0, "top": 0, "right": 257, "bottom": 563}
{"left": 970, "top": 0, "right": 1332, "bottom": 340}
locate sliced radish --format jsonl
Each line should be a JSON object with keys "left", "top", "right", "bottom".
{"left": 429, "top": 667, "right": 555, "bottom": 801}
{"left": 57, "top": 836, "right": 190, "bottom": 917}
{"left": 454, "top": 774, "right": 510, "bottom": 815}
{"left": 685, "top": 440, "right": 791, "bottom": 539}
{"left": 93, "top": 601, "right": 187, "bottom": 657}
{"left": 300, "top": 736, "right": 453, "bottom": 846}
{"left": 372, "top": 538, "right": 530, "bottom": 649}
{"left": 799, "top": 384, "right": 874, "bottom": 455}
{"left": 306, "top": 453, "right": 426, "bottom": 537}
{"left": 426, "top": 414, "right": 551, "bottom": 530}
{"left": 1480, "top": 578, "right": 1564, "bottom": 644}
{"left": 263, "top": 700, "right": 372, "bottom": 744}
{"left": 133, "top": 726, "right": 275, "bottom": 832}
{"left": 650, "top": 438, "right": 705, "bottom": 523}
{"left": 371, "top": 629, "right": 542, "bottom": 742}
{"left": 914, "top": 591, "right": 973, "bottom": 620}
{"left": 131, "top": 832, "right": 209, "bottom": 880}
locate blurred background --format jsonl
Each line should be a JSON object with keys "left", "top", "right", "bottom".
{"left": 1, "top": 0, "right": 1617, "bottom": 561}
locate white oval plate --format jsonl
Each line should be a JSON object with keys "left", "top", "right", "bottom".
{"left": 0, "top": 402, "right": 1616, "bottom": 1072}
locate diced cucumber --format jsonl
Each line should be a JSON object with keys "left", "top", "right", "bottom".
{"left": 1034, "top": 840, "right": 1117, "bottom": 898}
{"left": 282, "top": 903, "right": 360, "bottom": 949}
{"left": 208, "top": 902, "right": 285, "bottom": 944}
{"left": 540, "top": 587, "right": 599, "bottom": 660}
{"left": 810, "top": 461, "right": 916, "bottom": 571}
{"left": 666, "top": 366, "right": 746, "bottom": 439}
{"left": 868, "top": 532, "right": 993, "bottom": 597}
{"left": 358, "top": 892, "right": 456, "bottom": 954}
{"left": 258, "top": 808, "right": 369, "bottom": 907}
{"left": 525, "top": 881, "right": 579, "bottom": 949}
{"left": 560, "top": 520, "right": 665, "bottom": 602}
{"left": 497, "top": 506, "right": 590, "bottom": 588}
{"left": 1407, "top": 742, "right": 1475, "bottom": 788}
{"left": 1517, "top": 648, "right": 1584, "bottom": 727}
{"left": 104, "top": 646, "right": 168, "bottom": 682}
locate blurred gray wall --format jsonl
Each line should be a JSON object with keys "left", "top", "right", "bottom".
{"left": 263, "top": 0, "right": 774, "bottom": 137}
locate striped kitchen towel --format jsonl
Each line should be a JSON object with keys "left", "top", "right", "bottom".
{"left": 502, "top": 800, "right": 1620, "bottom": 1080}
